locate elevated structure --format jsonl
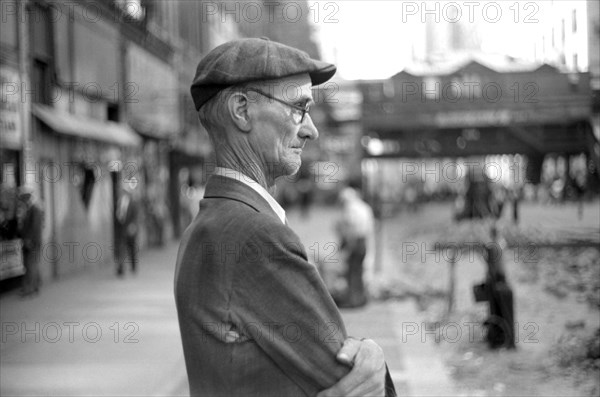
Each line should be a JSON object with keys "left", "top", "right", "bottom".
{"left": 360, "top": 59, "right": 596, "bottom": 163}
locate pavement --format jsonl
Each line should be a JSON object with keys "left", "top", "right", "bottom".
{"left": 0, "top": 242, "right": 188, "bottom": 396}
{"left": 289, "top": 205, "right": 457, "bottom": 397}
{"left": 2, "top": 200, "right": 597, "bottom": 396}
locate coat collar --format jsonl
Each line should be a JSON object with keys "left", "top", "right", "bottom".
{"left": 203, "top": 174, "right": 282, "bottom": 224}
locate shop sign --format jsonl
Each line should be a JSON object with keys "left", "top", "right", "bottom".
{"left": 0, "top": 66, "right": 23, "bottom": 149}
{"left": 0, "top": 239, "right": 25, "bottom": 281}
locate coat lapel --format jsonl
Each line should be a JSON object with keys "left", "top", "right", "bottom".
{"left": 203, "top": 175, "right": 282, "bottom": 224}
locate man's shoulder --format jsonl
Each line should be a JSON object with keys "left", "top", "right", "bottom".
{"left": 194, "top": 196, "right": 286, "bottom": 236}
{"left": 176, "top": 197, "right": 303, "bottom": 275}
{"left": 201, "top": 195, "right": 275, "bottom": 221}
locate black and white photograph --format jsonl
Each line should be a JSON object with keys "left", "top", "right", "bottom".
{"left": 1, "top": 1, "right": 599, "bottom": 396}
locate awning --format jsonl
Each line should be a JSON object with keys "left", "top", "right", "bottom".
{"left": 32, "top": 104, "right": 141, "bottom": 147}
{"left": 129, "top": 118, "right": 179, "bottom": 140}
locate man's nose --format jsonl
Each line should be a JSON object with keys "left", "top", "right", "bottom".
{"left": 298, "top": 115, "right": 319, "bottom": 140}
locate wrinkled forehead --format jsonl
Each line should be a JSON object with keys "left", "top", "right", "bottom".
{"left": 251, "top": 73, "right": 313, "bottom": 102}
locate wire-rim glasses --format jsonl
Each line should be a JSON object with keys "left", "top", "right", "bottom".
{"left": 245, "top": 88, "right": 310, "bottom": 124}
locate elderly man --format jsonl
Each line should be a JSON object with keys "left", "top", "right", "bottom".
{"left": 175, "top": 38, "right": 395, "bottom": 397}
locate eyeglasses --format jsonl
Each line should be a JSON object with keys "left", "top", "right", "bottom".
{"left": 245, "top": 88, "right": 311, "bottom": 124}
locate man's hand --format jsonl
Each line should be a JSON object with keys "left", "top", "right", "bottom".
{"left": 317, "top": 337, "right": 386, "bottom": 397}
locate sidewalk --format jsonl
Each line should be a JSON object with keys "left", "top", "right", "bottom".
{"left": 1, "top": 205, "right": 456, "bottom": 396}
{"left": 290, "top": 205, "right": 456, "bottom": 396}
{"left": 0, "top": 241, "right": 188, "bottom": 396}
{"left": 1, "top": 203, "right": 468, "bottom": 397}
{"left": 342, "top": 300, "right": 456, "bottom": 397}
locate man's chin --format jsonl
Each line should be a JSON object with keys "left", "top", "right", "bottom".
{"left": 283, "top": 160, "right": 301, "bottom": 176}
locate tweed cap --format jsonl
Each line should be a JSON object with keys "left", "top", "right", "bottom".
{"left": 190, "top": 37, "right": 336, "bottom": 110}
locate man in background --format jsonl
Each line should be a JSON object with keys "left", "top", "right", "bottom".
{"left": 115, "top": 184, "right": 139, "bottom": 276}
{"left": 336, "top": 186, "right": 375, "bottom": 308}
{"left": 16, "top": 186, "right": 43, "bottom": 297}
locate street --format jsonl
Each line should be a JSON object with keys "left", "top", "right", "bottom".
{"left": 2, "top": 0, "right": 599, "bottom": 394}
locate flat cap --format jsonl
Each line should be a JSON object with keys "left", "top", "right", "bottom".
{"left": 190, "top": 37, "right": 336, "bottom": 110}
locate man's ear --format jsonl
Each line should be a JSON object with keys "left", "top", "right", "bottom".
{"left": 227, "top": 92, "right": 252, "bottom": 132}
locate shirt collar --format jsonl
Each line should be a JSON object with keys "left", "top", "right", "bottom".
{"left": 213, "top": 167, "right": 286, "bottom": 225}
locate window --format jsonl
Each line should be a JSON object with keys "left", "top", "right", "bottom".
{"left": 32, "top": 59, "right": 51, "bottom": 104}
{"left": 383, "top": 81, "right": 395, "bottom": 98}
{"left": 107, "top": 103, "right": 120, "bottom": 122}
{"left": 542, "top": 36, "right": 545, "bottom": 54}
{"left": 29, "top": 2, "right": 54, "bottom": 105}
{"left": 368, "top": 84, "right": 383, "bottom": 102}
{"left": 69, "top": 163, "right": 96, "bottom": 210}
{"left": 0, "top": 149, "right": 20, "bottom": 187}
{"left": 0, "top": 0, "right": 18, "bottom": 47}
{"left": 29, "top": 2, "right": 52, "bottom": 59}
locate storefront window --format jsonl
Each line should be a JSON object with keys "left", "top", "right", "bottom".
{"left": 67, "top": 162, "right": 96, "bottom": 210}
{"left": 1, "top": 149, "right": 19, "bottom": 187}
{"left": 0, "top": 0, "right": 18, "bottom": 47}
{"left": 0, "top": 149, "right": 21, "bottom": 280}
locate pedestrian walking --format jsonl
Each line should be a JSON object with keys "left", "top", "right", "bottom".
{"left": 457, "top": 165, "right": 496, "bottom": 220}
{"left": 115, "top": 186, "right": 139, "bottom": 276}
{"left": 16, "top": 186, "right": 43, "bottom": 297}
{"left": 175, "top": 37, "right": 395, "bottom": 396}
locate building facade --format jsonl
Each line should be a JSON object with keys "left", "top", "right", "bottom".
{"left": 2, "top": 0, "right": 146, "bottom": 281}
{"left": 0, "top": 0, "right": 235, "bottom": 282}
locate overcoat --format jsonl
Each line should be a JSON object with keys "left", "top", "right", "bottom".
{"left": 174, "top": 174, "right": 351, "bottom": 396}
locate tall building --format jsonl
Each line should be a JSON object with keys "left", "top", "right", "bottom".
{"left": 1, "top": 0, "right": 147, "bottom": 280}
{"left": 587, "top": 0, "right": 600, "bottom": 109}
{"left": 424, "top": 17, "right": 483, "bottom": 63}
{"left": 533, "top": 0, "right": 589, "bottom": 73}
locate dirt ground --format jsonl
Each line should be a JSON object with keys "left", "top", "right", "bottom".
{"left": 435, "top": 244, "right": 600, "bottom": 397}
{"left": 315, "top": 200, "right": 599, "bottom": 396}
{"left": 372, "top": 204, "right": 600, "bottom": 397}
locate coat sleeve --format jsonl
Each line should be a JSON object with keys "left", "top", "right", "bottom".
{"left": 230, "top": 221, "right": 351, "bottom": 396}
